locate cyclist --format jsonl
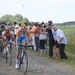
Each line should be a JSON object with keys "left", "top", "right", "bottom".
{"left": 2, "top": 26, "right": 15, "bottom": 55}
{"left": 15, "top": 24, "right": 28, "bottom": 69}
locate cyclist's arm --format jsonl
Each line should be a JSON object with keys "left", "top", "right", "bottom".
{"left": 2, "top": 31, "right": 5, "bottom": 39}
{"left": 2, "top": 31, "right": 6, "bottom": 43}
{"left": 16, "top": 29, "right": 21, "bottom": 38}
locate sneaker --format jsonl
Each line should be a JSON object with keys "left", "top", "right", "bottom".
{"left": 15, "top": 63, "right": 19, "bottom": 69}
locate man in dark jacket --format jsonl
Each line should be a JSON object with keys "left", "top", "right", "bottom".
{"left": 46, "top": 20, "right": 55, "bottom": 57}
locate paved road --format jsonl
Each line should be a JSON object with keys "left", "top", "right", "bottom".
{"left": 0, "top": 46, "right": 75, "bottom": 75}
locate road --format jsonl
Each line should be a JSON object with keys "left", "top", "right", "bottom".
{"left": 0, "top": 46, "right": 75, "bottom": 75}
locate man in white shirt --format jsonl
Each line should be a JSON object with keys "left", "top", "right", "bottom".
{"left": 13, "top": 22, "right": 19, "bottom": 39}
{"left": 53, "top": 25, "right": 67, "bottom": 60}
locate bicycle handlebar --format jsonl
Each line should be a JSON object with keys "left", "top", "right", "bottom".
{"left": 19, "top": 44, "right": 34, "bottom": 47}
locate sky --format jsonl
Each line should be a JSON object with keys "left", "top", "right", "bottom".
{"left": 0, "top": 0, "right": 75, "bottom": 23}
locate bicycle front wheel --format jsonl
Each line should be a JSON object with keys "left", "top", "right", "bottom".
{"left": 21, "top": 51, "right": 28, "bottom": 75}
{"left": 8, "top": 50, "right": 12, "bottom": 66}
{"left": 6, "top": 46, "right": 12, "bottom": 66}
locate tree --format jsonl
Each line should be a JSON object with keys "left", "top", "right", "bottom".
{"left": 2, "top": 14, "right": 14, "bottom": 23}
{"left": 0, "top": 14, "right": 31, "bottom": 25}
{"left": 14, "top": 14, "right": 23, "bottom": 22}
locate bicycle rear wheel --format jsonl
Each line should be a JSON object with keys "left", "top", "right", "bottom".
{"left": 8, "top": 50, "right": 12, "bottom": 66}
{"left": 20, "top": 51, "right": 28, "bottom": 75}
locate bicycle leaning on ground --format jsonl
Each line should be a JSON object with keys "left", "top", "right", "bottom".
{"left": 18, "top": 44, "right": 33, "bottom": 75}
{"left": 3, "top": 41, "right": 14, "bottom": 66}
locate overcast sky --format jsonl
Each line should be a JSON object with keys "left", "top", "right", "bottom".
{"left": 0, "top": 0, "right": 75, "bottom": 23}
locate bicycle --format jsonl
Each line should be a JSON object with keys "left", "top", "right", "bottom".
{"left": 3, "top": 41, "right": 14, "bottom": 66}
{"left": 18, "top": 44, "right": 33, "bottom": 75}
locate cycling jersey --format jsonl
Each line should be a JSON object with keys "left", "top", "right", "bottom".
{"left": 16, "top": 28, "right": 27, "bottom": 38}
{"left": 16, "top": 28, "right": 28, "bottom": 45}
{"left": 2, "top": 30, "right": 13, "bottom": 42}
{"left": 2, "top": 30, "right": 13, "bottom": 37}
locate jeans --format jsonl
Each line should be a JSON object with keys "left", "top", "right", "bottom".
{"left": 35, "top": 36, "right": 39, "bottom": 51}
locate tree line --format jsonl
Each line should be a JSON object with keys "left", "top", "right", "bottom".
{"left": 55, "top": 21, "right": 75, "bottom": 26}
{"left": 0, "top": 14, "right": 75, "bottom": 26}
{"left": 0, "top": 14, "right": 31, "bottom": 25}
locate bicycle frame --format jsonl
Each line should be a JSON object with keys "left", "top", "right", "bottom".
{"left": 19, "top": 44, "right": 33, "bottom": 75}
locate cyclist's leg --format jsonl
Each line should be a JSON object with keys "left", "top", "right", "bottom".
{"left": 6, "top": 36, "right": 12, "bottom": 49}
{"left": 8, "top": 37, "right": 12, "bottom": 50}
{"left": 9, "top": 38, "right": 13, "bottom": 59}
{"left": 16, "top": 37, "right": 22, "bottom": 59}
{"left": 15, "top": 37, "right": 22, "bottom": 68}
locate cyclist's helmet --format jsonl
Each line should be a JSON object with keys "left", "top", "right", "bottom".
{"left": 5, "top": 26, "right": 10, "bottom": 30}
{"left": 21, "top": 24, "right": 26, "bottom": 30}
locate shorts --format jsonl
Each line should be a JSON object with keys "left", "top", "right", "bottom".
{"left": 16, "top": 36, "right": 28, "bottom": 45}
{"left": 55, "top": 41, "right": 59, "bottom": 48}
{"left": 6, "top": 36, "right": 12, "bottom": 42}
{"left": 40, "top": 40, "right": 45, "bottom": 49}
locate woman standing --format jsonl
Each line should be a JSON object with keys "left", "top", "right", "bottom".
{"left": 39, "top": 25, "right": 47, "bottom": 55}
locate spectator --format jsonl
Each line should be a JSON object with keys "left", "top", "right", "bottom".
{"left": 39, "top": 25, "right": 47, "bottom": 55}
{"left": 41, "top": 23, "right": 47, "bottom": 53}
{"left": 24, "top": 23, "right": 27, "bottom": 26}
{"left": 46, "top": 20, "right": 55, "bottom": 57}
{"left": 53, "top": 25, "right": 67, "bottom": 60}
{"left": 13, "top": 22, "right": 19, "bottom": 39}
{"left": 28, "top": 26, "right": 33, "bottom": 49}
{"left": 1, "top": 20, "right": 6, "bottom": 25}
{"left": 0, "top": 24, "right": 5, "bottom": 31}
{"left": 30, "top": 23, "right": 36, "bottom": 50}
{"left": 34, "top": 23, "right": 40, "bottom": 52}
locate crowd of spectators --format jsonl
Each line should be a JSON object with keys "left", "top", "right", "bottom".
{"left": 0, "top": 20, "right": 67, "bottom": 60}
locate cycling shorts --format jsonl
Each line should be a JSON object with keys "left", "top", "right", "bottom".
{"left": 7, "top": 36, "right": 12, "bottom": 42}
{"left": 16, "top": 36, "right": 28, "bottom": 45}
{"left": 16, "top": 36, "right": 28, "bottom": 50}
